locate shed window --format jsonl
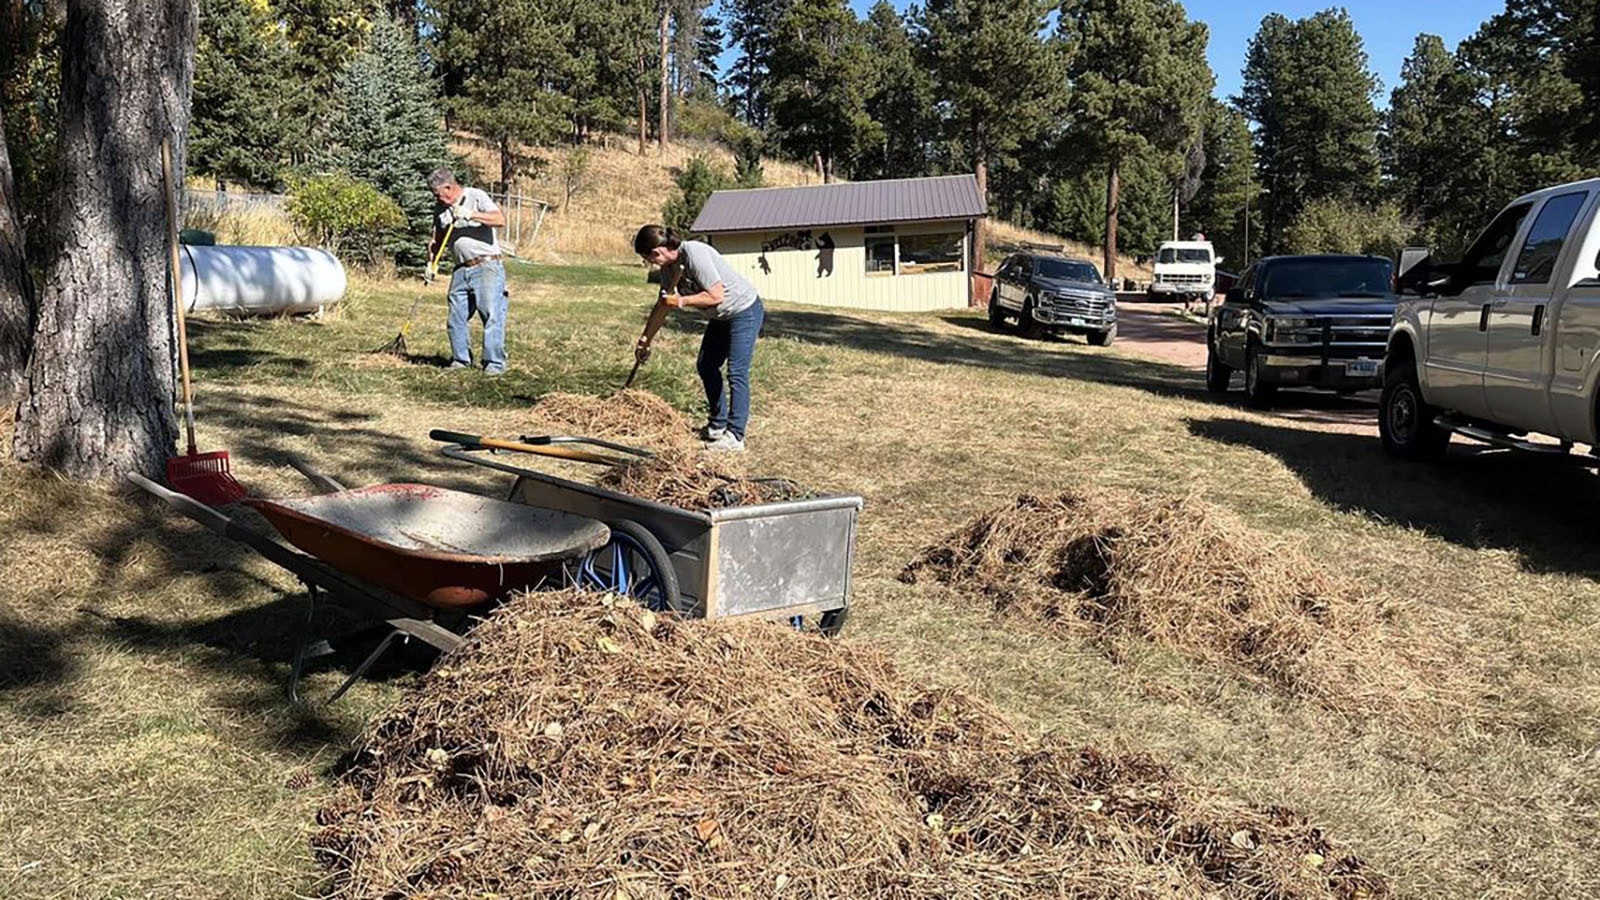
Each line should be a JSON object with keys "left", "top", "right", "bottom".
{"left": 898, "top": 233, "right": 964, "bottom": 274}
{"left": 865, "top": 234, "right": 897, "bottom": 274}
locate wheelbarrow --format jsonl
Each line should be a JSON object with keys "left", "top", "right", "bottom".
{"left": 432, "top": 431, "right": 863, "bottom": 636}
{"left": 127, "top": 459, "right": 645, "bottom": 703}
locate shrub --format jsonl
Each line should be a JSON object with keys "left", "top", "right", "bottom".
{"left": 285, "top": 173, "right": 406, "bottom": 266}
{"left": 1285, "top": 197, "right": 1411, "bottom": 258}
{"left": 661, "top": 155, "right": 733, "bottom": 235}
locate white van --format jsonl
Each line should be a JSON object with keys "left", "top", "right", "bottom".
{"left": 1149, "top": 239, "right": 1218, "bottom": 308}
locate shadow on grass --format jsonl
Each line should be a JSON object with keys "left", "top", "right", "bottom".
{"left": 658, "top": 306, "right": 1208, "bottom": 400}
{"left": 1189, "top": 416, "right": 1600, "bottom": 577}
{"left": 0, "top": 392, "right": 544, "bottom": 746}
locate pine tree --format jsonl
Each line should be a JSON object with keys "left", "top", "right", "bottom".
{"left": 432, "top": 0, "right": 575, "bottom": 187}
{"left": 1186, "top": 100, "right": 1258, "bottom": 269}
{"left": 857, "top": 1, "right": 934, "bottom": 180}
{"left": 724, "top": 0, "right": 786, "bottom": 126}
{"left": 1061, "top": 0, "right": 1213, "bottom": 280}
{"left": 918, "top": 0, "right": 1064, "bottom": 268}
{"left": 331, "top": 15, "right": 451, "bottom": 266}
{"left": 278, "top": 0, "right": 370, "bottom": 161}
{"left": 1383, "top": 34, "right": 1495, "bottom": 255}
{"left": 692, "top": 7, "right": 724, "bottom": 96}
{"left": 767, "top": 0, "right": 879, "bottom": 181}
{"left": 1239, "top": 10, "right": 1382, "bottom": 255}
{"left": 191, "top": 0, "right": 304, "bottom": 189}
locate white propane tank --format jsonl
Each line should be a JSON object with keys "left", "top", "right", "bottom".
{"left": 180, "top": 245, "right": 346, "bottom": 316}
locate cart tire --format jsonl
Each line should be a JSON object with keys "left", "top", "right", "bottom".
{"left": 578, "top": 519, "right": 684, "bottom": 614}
{"left": 818, "top": 605, "right": 849, "bottom": 637}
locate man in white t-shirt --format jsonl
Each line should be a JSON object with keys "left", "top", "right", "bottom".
{"left": 427, "top": 167, "right": 509, "bottom": 375}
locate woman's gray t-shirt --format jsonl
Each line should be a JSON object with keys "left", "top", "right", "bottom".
{"left": 669, "top": 240, "right": 759, "bottom": 320}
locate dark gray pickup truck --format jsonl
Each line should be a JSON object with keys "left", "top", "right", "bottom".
{"left": 988, "top": 253, "right": 1118, "bottom": 346}
{"left": 1206, "top": 254, "right": 1397, "bottom": 406}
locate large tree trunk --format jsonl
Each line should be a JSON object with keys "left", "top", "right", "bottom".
{"left": 13, "top": 0, "right": 196, "bottom": 479}
{"left": 0, "top": 107, "right": 34, "bottom": 398}
{"left": 1104, "top": 159, "right": 1119, "bottom": 284}
{"left": 657, "top": 3, "right": 671, "bottom": 153}
{"left": 637, "top": 58, "right": 648, "bottom": 157}
{"left": 973, "top": 156, "right": 988, "bottom": 296}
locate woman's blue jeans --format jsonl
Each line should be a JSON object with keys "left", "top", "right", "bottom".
{"left": 696, "top": 298, "right": 764, "bottom": 439}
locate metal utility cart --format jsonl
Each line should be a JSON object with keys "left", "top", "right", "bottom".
{"left": 438, "top": 440, "right": 864, "bottom": 636}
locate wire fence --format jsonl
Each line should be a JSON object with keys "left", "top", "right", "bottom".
{"left": 181, "top": 187, "right": 550, "bottom": 254}
{"left": 484, "top": 190, "right": 551, "bottom": 254}
{"left": 183, "top": 188, "right": 288, "bottom": 215}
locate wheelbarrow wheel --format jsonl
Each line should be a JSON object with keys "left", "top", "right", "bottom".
{"left": 576, "top": 519, "right": 683, "bottom": 614}
{"left": 787, "top": 605, "right": 850, "bottom": 638}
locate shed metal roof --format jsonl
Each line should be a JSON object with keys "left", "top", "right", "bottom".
{"left": 691, "top": 175, "right": 987, "bottom": 233}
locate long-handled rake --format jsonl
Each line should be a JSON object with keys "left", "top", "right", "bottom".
{"left": 161, "top": 136, "right": 246, "bottom": 507}
{"left": 373, "top": 220, "right": 455, "bottom": 357}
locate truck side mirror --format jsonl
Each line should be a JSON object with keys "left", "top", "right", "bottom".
{"left": 1214, "top": 256, "right": 1226, "bottom": 265}
{"left": 1224, "top": 287, "right": 1244, "bottom": 304}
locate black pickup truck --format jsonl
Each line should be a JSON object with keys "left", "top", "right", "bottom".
{"left": 1205, "top": 254, "right": 1396, "bottom": 406}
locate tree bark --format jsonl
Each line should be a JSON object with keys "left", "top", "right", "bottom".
{"left": 973, "top": 156, "right": 988, "bottom": 292}
{"left": 637, "top": 56, "right": 648, "bottom": 157}
{"left": 13, "top": 0, "right": 196, "bottom": 479}
{"left": 0, "top": 107, "right": 34, "bottom": 398}
{"left": 658, "top": 2, "right": 671, "bottom": 153}
{"left": 1104, "top": 159, "right": 1119, "bottom": 283}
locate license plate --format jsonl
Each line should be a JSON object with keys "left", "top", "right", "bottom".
{"left": 1069, "top": 317, "right": 1086, "bottom": 327}
{"left": 1346, "top": 359, "right": 1378, "bottom": 377}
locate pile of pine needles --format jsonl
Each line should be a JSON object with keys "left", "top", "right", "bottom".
{"left": 902, "top": 491, "right": 1469, "bottom": 719}
{"left": 313, "top": 589, "right": 1387, "bottom": 900}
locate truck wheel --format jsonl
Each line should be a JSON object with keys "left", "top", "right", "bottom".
{"left": 1088, "top": 323, "right": 1116, "bottom": 347}
{"left": 1205, "top": 334, "right": 1232, "bottom": 392}
{"left": 987, "top": 287, "right": 1005, "bottom": 329}
{"left": 1244, "top": 344, "right": 1277, "bottom": 408}
{"left": 1018, "top": 296, "right": 1042, "bottom": 339}
{"left": 1379, "top": 359, "right": 1449, "bottom": 461}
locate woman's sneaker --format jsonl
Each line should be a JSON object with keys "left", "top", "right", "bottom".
{"left": 704, "top": 432, "right": 745, "bottom": 452}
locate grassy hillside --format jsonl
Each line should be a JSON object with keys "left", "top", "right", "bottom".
{"left": 452, "top": 135, "right": 1150, "bottom": 277}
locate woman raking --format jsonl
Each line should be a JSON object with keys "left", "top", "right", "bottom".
{"left": 632, "top": 225, "right": 765, "bottom": 452}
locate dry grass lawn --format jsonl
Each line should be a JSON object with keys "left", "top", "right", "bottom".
{"left": 2, "top": 260, "right": 1597, "bottom": 897}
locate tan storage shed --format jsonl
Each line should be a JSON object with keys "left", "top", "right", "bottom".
{"left": 690, "top": 175, "right": 988, "bottom": 313}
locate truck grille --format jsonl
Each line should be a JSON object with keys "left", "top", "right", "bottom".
{"left": 1047, "top": 290, "right": 1111, "bottom": 313}
{"left": 1268, "top": 313, "right": 1391, "bottom": 351}
{"left": 1157, "top": 273, "right": 1208, "bottom": 286}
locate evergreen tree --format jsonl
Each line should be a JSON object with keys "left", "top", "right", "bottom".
{"left": 191, "top": 0, "right": 304, "bottom": 189}
{"left": 724, "top": 0, "right": 787, "bottom": 126}
{"left": 432, "top": 0, "right": 575, "bottom": 187}
{"left": 1060, "top": 0, "right": 1213, "bottom": 280}
{"left": 278, "top": 0, "right": 370, "bottom": 161}
{"left": 1239, "top": 10, "right": 1382, "bottom": 255}
{"left": 692, "top": 7, "right": 725, "bottom": 96}
{"left": 857, "top": 1, "right": 935, "bottom": 180}
{"left": 918, "top": 0, "right": 1064, "bottom": 266}
{"left": 331, "top": 14, "right": 451, "bottom": 266}
{"left": 1383, "top": 34, "right": 1494, "bottom": 254}
{"left": 767, "top": 0, "right": 879, "bottom": 181}
{"left": 1186, "top": 100, "right": 1258, "bottom": 269}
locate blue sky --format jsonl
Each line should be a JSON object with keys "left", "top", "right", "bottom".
{"left": 720, "top": 0, "right": 1508, "bottom": 108}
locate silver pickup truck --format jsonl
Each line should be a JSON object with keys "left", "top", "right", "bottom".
{"left": 1381, "top": 177, "right": 1600, "bottom": 461}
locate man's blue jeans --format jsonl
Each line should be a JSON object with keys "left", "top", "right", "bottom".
{"left": 697, "top": 298, "right": 764, "bottom": 439}
{"left": 447, "top": 259, "right": 507, "bottom": 373}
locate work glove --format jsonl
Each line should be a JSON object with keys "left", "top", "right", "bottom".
{"left": 451, "top": 201, "right": 476, "bottom": 225}
{"left": 635, "top": 338, "right": 652, "bottom": 364}
{"left": 423, "top": 261, "right": 439, "bottom": 284}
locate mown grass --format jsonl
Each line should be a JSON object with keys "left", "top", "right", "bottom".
{"left": 2, "top": 262, "right": 1598, "bottom": 897}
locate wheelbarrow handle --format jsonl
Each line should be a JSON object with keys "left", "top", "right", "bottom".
{"left": 429, "top": 429, "right": 629, "bottom": 466}
{"left": 126, "top": 472, "right": 310, "bottom": 575}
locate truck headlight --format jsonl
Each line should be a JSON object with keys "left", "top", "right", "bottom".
{"left": 1265, "top": 316, "right": 1315, "bottom": 341}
